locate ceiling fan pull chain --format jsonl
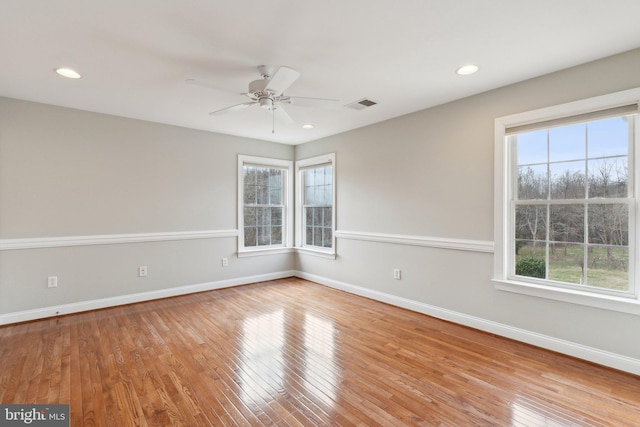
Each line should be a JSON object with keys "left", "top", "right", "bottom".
{"left": 272, "top": 107, "right": 275, "bottom": 133}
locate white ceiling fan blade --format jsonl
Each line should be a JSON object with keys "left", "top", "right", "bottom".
{"left": 274, "top": 106, "right": 295, "bottom": 125}
{"left": 209, "top": 102, "right": 255, "bottom": 115}
{"left": 287, "top": 96, "right": 341, "bottom": 109}
{"left": 265, "top": 66, "right": 300, "bottom": 95}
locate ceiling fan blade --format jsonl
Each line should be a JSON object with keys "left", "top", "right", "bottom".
{"left": 265, "top": 66, "right": 300, "bottom": 95}
{"left": 287, "top": 96, "right": 341, "bottom": 109}
{"left": 209, "top": 102, "right": 255, "bottom": 115}
{"left": 274, "top": 106, "right": 295, "bottom": 125}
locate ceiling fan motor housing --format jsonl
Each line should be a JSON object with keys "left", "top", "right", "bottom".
{"left": 248, "top": 79, "right": 270, "bottom": 99}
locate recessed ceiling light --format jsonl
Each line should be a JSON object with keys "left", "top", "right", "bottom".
{"left": 55, "top": 67, "right": 81, "bottom": 79}
{"left": 456, "top": 64, "right": 479, "bottom": 76}
{"left": 302, "top": 124, "right": 315, "bottom": 129}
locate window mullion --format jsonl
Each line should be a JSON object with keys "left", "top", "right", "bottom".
{"left": 545, "top": 129, "right": 550, "bottom": 281}
{"left": 584, "top": 123, "right": 589, "bottom": 286}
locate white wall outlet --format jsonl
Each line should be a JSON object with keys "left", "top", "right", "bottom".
{"left": 138, "top": 266, "right": 148, "bottom": 277}
{"left": 393, "top": 269, "right": 401, "bottom": 280}
{"left": 222, "top": 257, "right": 229, "bottom": 267}
{"left": 47, "top": 276, "right": 58, "bottom": 288}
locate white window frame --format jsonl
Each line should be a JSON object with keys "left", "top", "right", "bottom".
{"left": 493, "top": 88, "right": 640, "bottom": 315}
{"left": 295, "top": 153, "right": 336, "bottom": 258}
{"left": 238, "top": 155, "right": 293, "bottom": 257}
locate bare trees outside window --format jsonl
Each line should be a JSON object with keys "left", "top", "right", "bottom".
{"left": 512, "top": 114, "right": 634, "bottom": 293}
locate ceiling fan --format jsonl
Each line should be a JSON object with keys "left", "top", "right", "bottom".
{"left": 186, "top": 65, "right": 338, "bottom": 132}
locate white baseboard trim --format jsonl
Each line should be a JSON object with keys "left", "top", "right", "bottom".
{"left": 295, "top": 271, "right": 640, "bottom": 376}
{"left": 0, "top": 270, "right": 295, "bottom": 325}
{"left": 0, "top": 229, "right": 239, "bottom": 251}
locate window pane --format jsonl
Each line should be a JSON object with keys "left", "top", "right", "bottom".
{"left": 244, "top": 167, "right": 257, "bottom": 185}
{"left": 588, "top": 157, "right": 628, "bottom": 198}
{"left": 244, "top": 227, "right": 256, "bottom": 247}
{"left": 257, "top": 168, "right": 269, "bottom": 186}
{"left": 313, "top": 227, "right": 323, "bottom": 246}
{"left": 305, "top": 169, "right": 315, "bottom": 186}
{"left": 517, "top": 165, "right": 548, "bottom": 200}
{"left": 323, "top": 207, "right": 332, "bottom": 227}
{"left": 271, "top": 226, "right": 282, "bottom": 245}
{"left": 549, "top": 123, "right": 585, "bottom": 162}
{"left": 550, "top": 161, "right": 585, "bottom": 199}
{"left": 588, "top": 204, "right": 628, "bottom": 246}
{"left": 586, "top": 245, "right": 628, "bottom": 290}
{"left": 515, "top": 250, "right": 546, "bottom": 279}
{"left": 322, "top": 228, "right": 332, "bottom": 248}
{"left": 244, "top": 185, "right": 257, "bottom": 204}
{"left": 515, "top": 205, "right": 547, "bottom": 241}
{"left": 258, "top": 226, "right": 271, "bottom": 246}
{"left": 313, "top": 206, "right": 323, "bottom": 226}
{"left": 325, "top": 165, "right": 333, "bottom": 184}
{"left": 588, "top": 116, "right": 630, "bottom": 158}
{"left": 269, "top": 169, "right": 282, "bottom": 187}
{"left": 271, "top": 207, "right": 282, "bottom": 226}
{"left": 306, "top": 226, "right": 313, "bottom": 245}
{"left": 516, "top": 130, "right": 547, "bottom": 165}
{"left": 244, "top": 207, "right": 257, "bottom": 227}
{"left": 270, "top": 188, "right": 282, "bottom": 205}
{"left": 305, "top": 186, "right": 317, "bottom": 205}
{"left": 257, "top": 207, "right": 270, "bottom": 226}
{"left": 515, "top": 240, "right": 546, "bottom": 260}
{"left": 550, "top": 204, "right": 584, "bottom": 243}
{"left": 548, "top": 243, "right": 584, "bottom": 285}
{"left": 256, "top": 185, "right": 269, "bottom": 204}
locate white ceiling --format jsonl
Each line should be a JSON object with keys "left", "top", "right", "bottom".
{"left": 2, "top": 1, "right": 640, "bottom": 145}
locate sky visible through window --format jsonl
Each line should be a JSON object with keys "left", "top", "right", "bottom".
{"left": 517, "top": 116, "right": 629, "bottom": 167}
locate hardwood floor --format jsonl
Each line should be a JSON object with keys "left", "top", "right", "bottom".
{"left": 1, "top": 278, "right": 639, "bottom": 426}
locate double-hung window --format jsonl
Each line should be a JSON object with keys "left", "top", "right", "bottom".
{"left": 296, "top": 153, "right": 336, "bottom": 256}
{"left": 494, "top": 89, "right": 640, "bottom": 313}
{"left": 238, "top": 155, "right": 293, "bottom": 255}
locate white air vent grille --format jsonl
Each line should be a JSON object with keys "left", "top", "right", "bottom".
{"left": 347, "top": 98, "right": 378, "bottom": 110}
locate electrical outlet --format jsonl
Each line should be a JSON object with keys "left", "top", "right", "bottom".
{"left": 138, "top": 266, "right": 148, "bottom": 277}
{"left": 222, "top": 257, "right": 229, "bottom": 267}
{"left": 47, "top": 276, "right": 58, "bottom": 288}
{"left": 393, "top": 269, "right": 401, "bottom": 280}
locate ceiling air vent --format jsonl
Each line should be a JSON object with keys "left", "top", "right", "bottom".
{"left": 346, "top": 98, "right": 377, "bottom": 110}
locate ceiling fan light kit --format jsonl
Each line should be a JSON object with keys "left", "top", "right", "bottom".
{"left": 259, "top": 97, "right": 273, "bottom": 110}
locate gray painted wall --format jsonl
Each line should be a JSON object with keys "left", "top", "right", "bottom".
{"left": 296, "top": 48, "right": 640, "bottom": 360}
{"left": 0, "top": 99, "right": 294, "bottom": 313}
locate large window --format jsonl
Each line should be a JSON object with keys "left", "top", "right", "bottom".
{"left": 494, "top": 89, "right": 640, "bottom": 313}
{"left": 296, "top": 154, "right": 336, "bottom": 255}
{"left": 238, "top": 155, "right": 293, "bottom": 254}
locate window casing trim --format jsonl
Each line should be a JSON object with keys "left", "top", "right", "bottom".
{"left": 494, "top": 87, "right": 640, "bottom": 314}
{"left": 238, "top": 155, "right": 293, "bottom": 254}
{"left": 295, "top": 153, "right": 336, "bottom": 255}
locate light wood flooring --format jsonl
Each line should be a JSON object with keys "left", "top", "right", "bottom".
{"left": 1, "top": 278, "right": 639, "bottom": 426}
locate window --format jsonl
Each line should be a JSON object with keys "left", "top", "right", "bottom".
{"left": 494, "top": 89, "right": 640, "bottom": 313}
{"left": 238, "top": 155, "right": 293, "bottom": 255}
{"left": 296, "top": 154, "right": 336, "bottom": 255}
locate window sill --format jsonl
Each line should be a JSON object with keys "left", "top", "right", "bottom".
{"left": 295, "top": 247, "right": 336, "bottom": 260}
{"left": 237, "top": 247, "right": 295, "bottom": 258}
{"left": 493, "top": 278, "right": 640, "bottom": 315}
